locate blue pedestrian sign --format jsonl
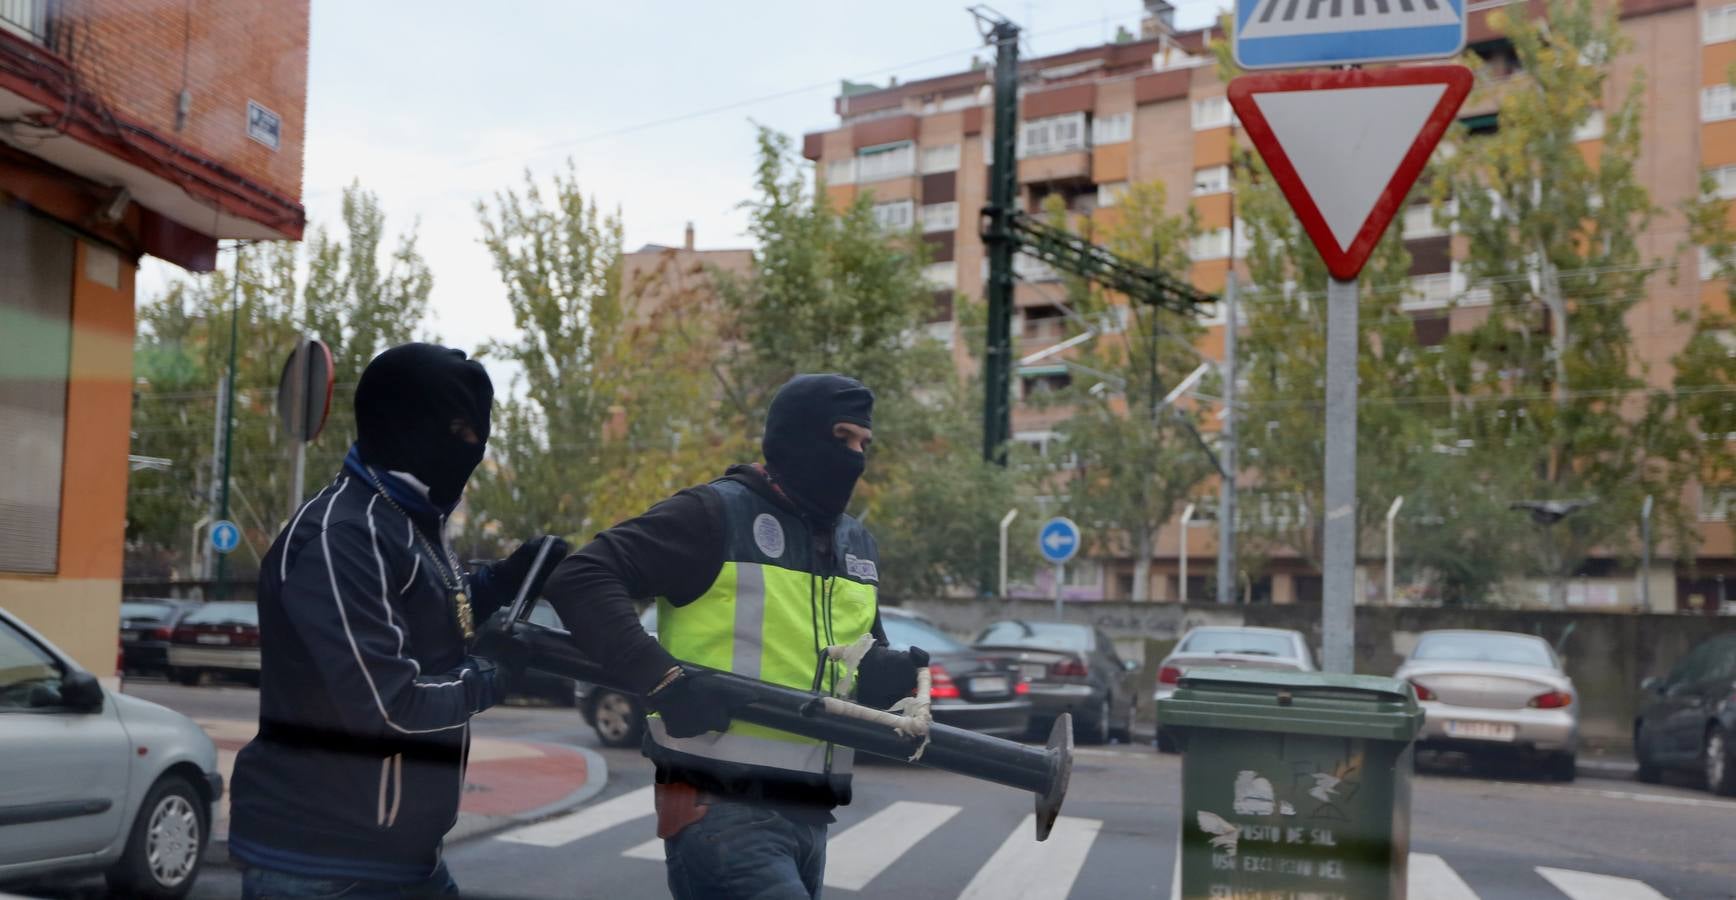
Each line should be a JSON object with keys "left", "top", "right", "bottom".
{"left": 1234, "top": 0, "right": 1467, "bottom": 70}
{"left": 1037, "top": 517, "right": 1081, "bottom": 565}
{"left": 210, "top": 520, "right": 240, "bottom": 555}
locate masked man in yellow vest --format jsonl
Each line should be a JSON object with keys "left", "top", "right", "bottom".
{"left": 544, "top": 373, "right": 926, "bottom": 899}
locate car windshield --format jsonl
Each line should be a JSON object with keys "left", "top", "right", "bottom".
{"left": 974, "top": 621, "right": 1091, "bottom": 652}
{"left": 121, "top": 601, "right": 175, "bottom": 622}
{"left": 528, "top": 601, "right": 563, "bottom": 629}
{"left": 881, "top": 617, "right": 967, "bottom": 653}
{"left": 1412, "top": 633, "right": 1554, "bottom": 667}
{"left": 1180, "top": 630, "right": 1296, "bottom": 658}
{"left": 181, "top": 602, "right": 258, "bottom": 627}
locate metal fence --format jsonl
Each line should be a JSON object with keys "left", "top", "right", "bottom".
{"left": 0, "top": 0, "right": 47, "bottom": 42}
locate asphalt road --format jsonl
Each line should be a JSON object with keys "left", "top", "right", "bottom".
{"left": 23, "top": 682, "right": 1736, "bottom": 899}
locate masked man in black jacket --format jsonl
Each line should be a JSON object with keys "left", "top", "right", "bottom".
{"left": 229, "top": 343, "right": 568, "bottom": 899}
{"left": 544, "top": 373, "right": 927, "bottom": 900}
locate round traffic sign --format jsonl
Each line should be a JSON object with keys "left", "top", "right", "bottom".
{"left": 1037, "top": 517, "right": 1081, "bottom": 565}
{"left": 277, "top": 337, "right": 335, "bottom": 443}
{"left": 210, "top": 520, "right": 240, "bottom": 555}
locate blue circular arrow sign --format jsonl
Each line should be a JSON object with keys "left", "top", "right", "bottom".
{"left": 1037, "top": 517, "right": 1081, "bottom": 565}
{"left": 210, "top": 520, "right": 240, "bottom": 555}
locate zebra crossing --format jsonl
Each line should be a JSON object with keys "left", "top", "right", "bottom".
{"left": 487, "top": 786, "right": 1680, "bottom": 899}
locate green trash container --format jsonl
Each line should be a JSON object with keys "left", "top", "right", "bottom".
{"left": 1156, "top": 668, "right": 1422, "bottom": 900}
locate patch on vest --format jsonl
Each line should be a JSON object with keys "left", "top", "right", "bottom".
{"left": 845, "top": 553, "right": 879, "bottom": 583}
{"left": 752, "top": 513, "right": 786, "bottom": 558}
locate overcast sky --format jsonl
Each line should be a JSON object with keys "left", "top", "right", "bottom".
{"left": 143, "top": 0, "right": 1227, "bottom": 361}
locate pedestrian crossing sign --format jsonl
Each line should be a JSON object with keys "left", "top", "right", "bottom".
{"left": 1235, "top": 0, "right": 1468, "bottom": 70}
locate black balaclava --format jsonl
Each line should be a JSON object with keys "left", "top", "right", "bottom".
{"left": 762, "top": 374, "right": 875, "bottom": 525}
{"left": 354, "top": 343, "right": 493, "bottom": 512}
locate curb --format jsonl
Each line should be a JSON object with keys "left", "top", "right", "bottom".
{"left": 207, "top": 743, "right": 609, "bottom": 867}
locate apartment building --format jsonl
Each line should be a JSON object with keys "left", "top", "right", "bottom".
{"left": 0, "top": 0, "right": 308, "bottom": 670}
{"left": 804, "top": 0, "right": 1730, "bottom": 608}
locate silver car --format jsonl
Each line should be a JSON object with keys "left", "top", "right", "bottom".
{"left": 1153, "top": 626, "right": 1314, "bottom": 752}
{"left": 1396, "top": 629, "right": 1578, "bottom": 781}
{"left": 0, "top": 606, "right": 222, "bottom": 897}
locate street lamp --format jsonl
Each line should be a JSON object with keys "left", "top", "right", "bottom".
{"left": 1178, "top": 502, "right": 1196, "bottom": 603}
{"left": 1510, "top": 499, "right": 1596, "bottom": 609}
{"left": 999, "top": 508, "right": 1019, "bottom": 599}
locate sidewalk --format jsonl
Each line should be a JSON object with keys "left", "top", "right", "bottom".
{"left": 196, "top": 718, "right": 606, "bottom": 863}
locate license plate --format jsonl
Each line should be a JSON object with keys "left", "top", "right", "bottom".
{"left": 970, "top": 676, "right": 1009, "bottom": 695}
{"left": 120, "top": 632, "right": 139, "bottom": 642}
{"left": 195, "top": 634, "right": 231, "bottom": 645}
{"left": 1020, "top": 664, "right": 1046, "bottom": 681}
{"left": 1444, "top": 720, "right": 1516, "bottom": 742}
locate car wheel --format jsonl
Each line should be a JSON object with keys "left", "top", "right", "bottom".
{"left": 1706, "top": 725, "right": 1736, "bottom": 796}
{"left": 1075, "top": 699, "right": 1110, "bottom": 745}
{"left": 106, "top": 773, "right": 206, "bottom": 898}
{"left": 1634, "top": 723, "right": 1663, "bottom": 783}
{"left": 1544, "top": 752, "right": 1577, "bottom": 783}
{"left": 171, "top": 668, "right": 200, "bottom": 687}
{"left": 591, "top": 690, "right": 645, "bottom": 749}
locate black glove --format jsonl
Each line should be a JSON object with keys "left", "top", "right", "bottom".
{"left": 856, "top": 645, "right": 930, "bottom": 710}
{"left": 471, "top": 621, "right": 533, "bottom": 685}
{"left": 648, "top": 669, "right": 748, "bottom": 739}
{"left": 499, "top": 535, "right": 572, "bottom": 601}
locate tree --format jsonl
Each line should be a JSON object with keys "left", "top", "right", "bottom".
{"left": 1031, "top": 184, "right": 1217, "bottom": 601}
{"left": 127, "top": 185, "right": 434, "bottom": 577}
{"left": 1432, "top": 0, "right": 1692, "bottom": 607}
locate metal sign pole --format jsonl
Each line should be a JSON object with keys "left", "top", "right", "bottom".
{"left": 1053, "top": 564, "right": 1064, "bottom": 620}
{"left": 1322, "top": 276, "right": 1359, "bottom": 674}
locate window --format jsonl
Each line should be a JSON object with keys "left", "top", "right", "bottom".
{"left": 922, "top": 261, "right": 957, "bottom": 289}
{"left": 920, "top": 201, "right": 958, "bottom": 233}
{"left": 1573, "top": 109, "right": 1605, "bottom": 142}
{"left": 1411, "top": 632, "right": 1555, "bottom": 668}
{"left": 871, "top": 199, "right": 914, "bottom": 231}
{"left": 0, "top": 206, "right": 73, "bottom": 574}
{"left": 1096, "top": 181, "right": 1130, "bottom": 208}
{"left": 1091, "top": 112, "right": 1132, "bottom": 146}
{"left": 1192, "top": 165, "right": 1230, "bottom": 196}
{"left": 1179, "top": 629, "right": 1299, "bottom": 659}
{"left": 1192, "top": 96, "right": 1232, "bottom": 130}
{"left": 1013, "top": 251, "right": 1058, "bottom": 282}
{"left": 921, "top": 143, "right": 960, "bottom": 174}
{"left": 881, "top": 617, "right": 968, "bottom": 653}
{"left": 1019, "top": 112, "right": 1087, "bottom": 158}
{"left": 938, "top": 93, "right": 979, "bottom": 113}
{"left": 0, "top": 618, "right": 62, "bottom": 710}
{"left": 857, "top": 141, "right": 915, "bottom": 182}
{"left": 1705, "top": 85, "right": 1736, "bottom": 123}
{"left": 1189, "top": 227, "right": 1232, "bottom": 261}
{"left": 975, "top": 621, "right": 1093, "bottom": 651}
{"left": 1063, "top": 561, "right": 1103, "bottom": 587}
{"left": 1018, "top": 366, "right": 1072, "bottom": 398}
{"left": 924, "top": 320, "right": 955, "bottom": 347}
{"left": 1708, "top": 165, "right": 1736, "bottom": 200}
{"left": 1707, "top": 4, "right": 1736, "bottom": 44}
{"left": 1403, "top": 202, "right": 1449, "bottom": 238}
{"left": 1701, "top": 485, "right": 1736, "bottom": 521}
{"left": 0, "top": 0, "right": 48, "bottom": 43}
{"left": 825, "top": 158, "right": 856, "bottom": 185}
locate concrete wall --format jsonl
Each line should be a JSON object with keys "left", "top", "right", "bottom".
{"left": 897, "top": 597, "right": 1736, "bottom": 745}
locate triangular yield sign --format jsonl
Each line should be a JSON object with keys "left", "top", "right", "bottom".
{"left": 1227, "top": 66, "right": 1472, "bottom": 281}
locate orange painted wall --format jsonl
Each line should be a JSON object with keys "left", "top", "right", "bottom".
{"left": 1193, "top": 128, "right": 1232, "bottom": 169}
{"left": 58, "top": 243, "right": 136, "bottom": 581}
{"left": 1193, "top": 193, "right": 1233, "bottom": 231}
{"left": 1703, "top": 120, "right": 1736, "bottom": 168}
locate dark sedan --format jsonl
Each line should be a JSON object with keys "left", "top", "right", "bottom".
{"left": 118, "top": 598, "right": 193, "bottom": 676}
{"left": 167, "top": 600, "right": 260, "bottom": 686}
{"left": 972, "top": 620, "right": 1141, "bottom": 745}
{"left": 1634, "top": 632, "right": 1736, "bottom": 795}
{"left": 879, "top": 609, "right": 1031, "bottom": 739}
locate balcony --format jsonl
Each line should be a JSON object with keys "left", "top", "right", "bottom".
{"left": 0, "top": 0, "right": 46, "bottom": 43}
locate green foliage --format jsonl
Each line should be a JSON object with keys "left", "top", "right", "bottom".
{"left": 127, "top": 186, "right": 434, "bottom": 576}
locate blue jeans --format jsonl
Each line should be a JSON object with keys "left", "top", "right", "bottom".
{"left": 665, "top": 800, "right": 827, "bottom": 900}
{"left": 241, "top": 861, "right": 459, "bottom": 899}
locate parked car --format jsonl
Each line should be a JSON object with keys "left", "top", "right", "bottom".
{"left": 1633, "top": 632, "right": 1736, "bottom": 795}
{"left": 0, "top": 605, "right": 222, "bottom": 897}
{"left": 574, "top": 606, "right": 659, "bottom": 748}
{"left": 166, "top": 601, "right": 260, "bottom": 686}
{"left": 879, "top": 608, "right": 1031, "bottom": 739}
{"left": 1153, "top": 626, "right": 1314, "bottom": 752}
{"left": 510, "top": 601, "right": 578, "bottom": 706}
{"left": 971, "top": 620, "right": 1140, "bottom": 745}
{"left": 1395, "top": 630, "right": 1579, "bottom": 781}
{"left": 118, "top": 599, "right": 194, "bottom": 677}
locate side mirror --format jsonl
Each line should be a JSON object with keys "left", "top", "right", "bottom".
{"left": 58, "top": 670, "right": 105, "bottom": 713}
{"left": 1640, "top": 676, "right": 1662, "bottom": 694}
{"left": 1122, "top": 659, "right": 1139, "bottom": 672}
